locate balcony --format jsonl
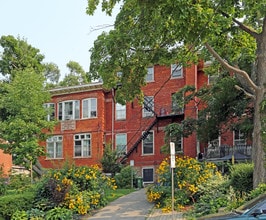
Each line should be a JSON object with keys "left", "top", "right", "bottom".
{"left": 155, "top": 105, "right": 184, "bottom": 119}
{"left": 203, "top": 145, "right": 252, "bottom": 162}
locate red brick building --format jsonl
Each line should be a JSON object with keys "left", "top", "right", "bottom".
{"left": 39, "top": 63, "right": 251, "bottom": 183}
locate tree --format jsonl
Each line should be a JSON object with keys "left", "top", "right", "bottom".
{"left": 0, "top": 69, "right": 56, "bottom": 165}
{"left": 87, "top": 0, "right": 266, "bottom": 187}
{"left": 59, "top": 61, "right": 89, "bottom": 86}
{"left": 43, "top": 62, "right": 61, "bottom": 86}
{"left": 0, "top": 35, "right": 44, "bottom": 80}
{"left": 100, "top": 144, "right": 121, "bottom": 176}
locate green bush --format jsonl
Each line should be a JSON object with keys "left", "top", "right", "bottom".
{"left": 185, "top": 173, "right": 230, "bottom": 218}
{"left": 229, "top": 163, "right": 253, "bottom": 193}
{"left": 7, "top": 174, "right": 31, "bottom": 190}
{"left": 45, "top": 207, "right": 73, "bottom": 220}
{"left": 34, "top": 164, "right": 116, "bottom": 215}
{"left": 147, "top": 156, "right": 219, "bottom": 212}
{"left": 0, "top": 191, "right": 35, "bottom": 219}
{"left": 114, "top": 166, "right": 136, "bottom": 188}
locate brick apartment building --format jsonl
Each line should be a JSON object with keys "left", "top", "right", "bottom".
{"left": 36, "top": 62, "right": 251, "bottom": 183}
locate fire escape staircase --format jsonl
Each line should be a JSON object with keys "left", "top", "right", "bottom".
{"left": 120, "top": 101, "right": 158, "bottom": 163}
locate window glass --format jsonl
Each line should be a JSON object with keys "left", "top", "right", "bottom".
{"left": 171, "top": 64, "right": 183, "bottom": 78}
{"left": 142, "top": 131, "right": 154, "bottom": 155}
{"left": 58, "top": 100, "right": 80, "bottom": 121}
{"left": 146, "top": 66, "right": 154, "bottom": 82}
{"left": 143, "top": 96, "right": 154, "bottom": 117}
{"left": 171, "top": 137, "right": 183, "bottom": 153}
{"left": 143, "top": 168, "right": 154, "bottom": 182}
{"left": 74, "top": 133, "right": 91, "bottom": 157}
{"left": 234, "top": 130, "right": 246, "bottom": 146}
{"left": 46, "top": 136, "right": 63, "bottom": 159}
{"left": 43, "top": 103, "right": 55, "bottom": 121}
{"left": 116, "top": 133, "right": 127, "bottom": 154}
{"left": 82, "top": 98, "right": 97, "bottom": 119}
{"left": 116, "top": 103, "right": 126, "bottom": 120}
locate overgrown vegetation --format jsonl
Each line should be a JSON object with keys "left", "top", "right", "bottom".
{"left": 0, "top": 164, "right": 118, "bottom": 219}
{"left": 146, "top": 157, "right": 265, "bottom": 219}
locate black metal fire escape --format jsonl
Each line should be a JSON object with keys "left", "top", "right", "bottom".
{"left": 120, "top": 99, "right": 158, "bottom": 163}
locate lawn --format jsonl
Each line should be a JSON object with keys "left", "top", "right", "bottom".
{"left": 106, "top": 188, "right": 136, "bottom": 203}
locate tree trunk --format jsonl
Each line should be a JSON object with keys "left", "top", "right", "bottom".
{"left": 252, "top": 24, "right": 266, "bottom": 188}
{"left": 253, "top": 88, "right": 265, "bottom": 188}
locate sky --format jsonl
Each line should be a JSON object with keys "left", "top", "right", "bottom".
{"left": 0, "top": 0, "right": 120, "bottom": 79}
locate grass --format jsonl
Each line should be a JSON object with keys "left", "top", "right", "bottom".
{"left": 106, "top": 188, "right": 136, "bottom": 203}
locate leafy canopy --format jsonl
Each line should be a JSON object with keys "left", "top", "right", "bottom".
{"left": 0, "top": 69, "right": 56, "bottom": 165}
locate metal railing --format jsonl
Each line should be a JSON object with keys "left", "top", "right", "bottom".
{"left": 204, "top": 145, "right": 252, "bottom": 159}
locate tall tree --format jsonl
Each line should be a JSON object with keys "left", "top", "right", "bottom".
{"left": 0, "top": 69, "right": 56, "bottom": 165}
{"left": 43, "top": 62, "right": 61, "bottom": 86}
{"left": 59, "top": 61, "right": 89, "bottom": 86}
{"left": 0, "top": 35, "right": 44, "bottom": 80}
{"left": 87, "top": 0, "right": 266, "bottom": 187}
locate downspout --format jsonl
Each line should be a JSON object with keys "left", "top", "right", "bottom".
{"left": 112, "top": 88, "right": 115, "bottom": 151}
{"left": 195, "top": 64, "right": 200, "bottom": 158}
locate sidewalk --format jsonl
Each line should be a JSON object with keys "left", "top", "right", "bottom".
{"left": 86, "top": 188, "right": 185, "bottom": 220}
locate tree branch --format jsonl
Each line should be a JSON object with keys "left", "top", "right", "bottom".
{"left": 234, "top": 85, "right": 255, "bottom": 99}
{"left": 220, "top": 11, "right": 259, "bottom": 39}
{"left": 205, "top": 42, "right": 258, "bottom": 93}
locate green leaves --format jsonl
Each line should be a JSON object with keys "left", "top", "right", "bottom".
{"left": 0, "top": 69, "right": 56, "bottom": 165}
{"left": 0, "top": 35, "right": 45, "bottom": 80}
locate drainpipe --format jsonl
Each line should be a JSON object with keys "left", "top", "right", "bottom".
{"left": 195, "top": 64, "right": 200, "bottom": 157}
{"left": 112, "top": 88, "right": 115, "bottom": 151}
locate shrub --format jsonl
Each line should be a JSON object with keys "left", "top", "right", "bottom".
{"left": 114, "top": 166, "right": 136, "bottom": 189}
{"left": 229, "top": 163, "right": 253, "bottom": 193}
{"left": 34, "top": 164, "right": 117, "bottom": 215}
{"left": 0, "top": 191, "right": 35, "bottom": 219}
{"left": 147, "top": 156, "right": 219, "bottom": 212}
{"left": 7, "top": 174, "right": 31, "bottom": 190}
{"left": 185, "top": 173, "right": 230, "bottom": 218}
{"left": 45, "top": 207, "right": 73, "bottom": 220}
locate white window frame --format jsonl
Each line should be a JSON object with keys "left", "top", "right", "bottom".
{"left": 43, "top": 103, "right": 55, "bottom": 121}
{"left": 74, "top": 133, "right": 91, "bottom": 158}
{"left": 142, "top": 130, "right": 154, "bottom": 155}
{"left": 142, "top": 167, "right": 154, "bottom": 183}
{"left": 146, "top": 66, "right": 154, "bottom": 82}
{"left": 116, "top": 103, "right": 126, "bottom": 120}
{"left": 82, "top": 98, "right": 97, "bottom": 119}
{"left": 171, "top": 64, "right": 183, "bottom": 78}
{"left": 143, "top": 96, "right": 154, "bottom": 117}
{"left": 46, "top": 136, "right": 63, "bottom": 159}
{"left": 234, "top": 130, "right": 246, "bottom": 146}
{"left": 116, "top": 133, "right": 127, "bottom": 154}
{"left": 58, "top": 100, "right": 80, "bottom": 121}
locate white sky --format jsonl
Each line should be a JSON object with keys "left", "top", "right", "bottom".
{"left": 0, "top": 0, "right": 119, "bottom": 79}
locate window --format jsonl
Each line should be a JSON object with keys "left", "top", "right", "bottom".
{"left": 82, "top": 98, "right": 97, "bottom": 118}
{"left": 146, "top": 66, "right": 154, "bottom": 82}
{"left": 43, "top": 103, "right": 55, "bottom": 121}
{"left": 74, "top": 133, "right": 91, "bottom": 157}
{"left": 143, "top": 96, "right": 154, "bottom": 117}
{"left": 171, "top": 137, "right": 183, "bottom": 153}
{"left": 47, "top": 136, "right": 63, "bottom": 159}
{"left": 58, "top": 100, "right": 80, "bottom": 121}
{"left": 116, "top": 103, "right": 126, "bottom": 120}
{"left": 234, "top": 130, "right": 246, "bottom": 146}
{"left": 116, "top": 133, "right": 127, "bottom": 154}
{"left": 171, "top": 64, "right": 183, "bottom": 78}
{"left": 142, "top": 131, "right": 154, "bottom": 155}
{"left": 143, "top": 167, "right": 154, "bottom": 183}
{"left": 171, "top": 93, "right": 184, "bottom": 114}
